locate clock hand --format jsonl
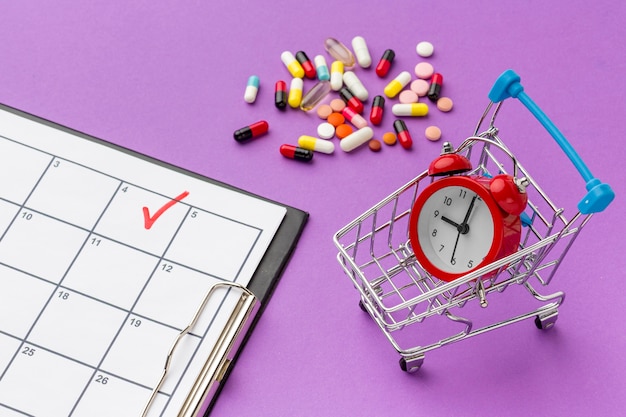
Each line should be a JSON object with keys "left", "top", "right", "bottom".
{"left": 441, "top": 216, "right": 460, "bottom": 229}
{"left": 450, "top": 195, "right": 478, "bottom": 264}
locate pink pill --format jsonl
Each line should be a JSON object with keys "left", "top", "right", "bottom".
{"left": 414, "top": 62, "right": 434, "bottom": 79}
{"left": 410, "top": 79, "right": 430, "bottom": 96}
{"left": 398, "top": 90, "right": 418, "bottom": 104}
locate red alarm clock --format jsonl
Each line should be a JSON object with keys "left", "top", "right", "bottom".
{"left": 409, "top": 142, "right": 528, "bottom": 282}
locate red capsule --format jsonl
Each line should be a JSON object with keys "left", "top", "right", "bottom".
{"left": 375, "top": 49, "right": 395, "bottom": 77}
{"left": 393, "top": 119, "right": 413, "bottom": 149}
{"left": 339, "top": 87, "right": 364, "bottom": 114}
{"left": 369, "top": 95, "right": 385, "bottom": 125}
{"left": 427, "top": 73, "right": 443, "bottom": 102}
{"left": 280, "top": 144, "right": 314, "bottom": 162}
{"left": 234, "top": 120, "right": 269, "bottom": 142}
{"left": 275, "top": 80, "right": 287, "bottom": 109}
{"left": 341, "top": 106, "right": 368, "bottom": 129}
{"left": 296, "top": 51, "right": 317, "bottom": 79}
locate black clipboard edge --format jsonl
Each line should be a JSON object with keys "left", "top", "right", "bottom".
{"left": 0, "top": 103, "right": 309, "bottom": 416}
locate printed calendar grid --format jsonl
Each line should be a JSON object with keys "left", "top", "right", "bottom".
{"left": 0, "top": 135, "right": 266, "bottom": 417}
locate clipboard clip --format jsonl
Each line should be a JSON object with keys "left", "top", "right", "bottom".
{"left": 141, "top": 282, "right": 259, "bottom": 417}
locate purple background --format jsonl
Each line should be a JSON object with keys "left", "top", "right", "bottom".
{"left": 1, "top": 1, "right": 625, "bottom": 416}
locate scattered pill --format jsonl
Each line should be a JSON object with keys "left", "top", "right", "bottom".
{"left": 335, "top": 123, "right": 354, "bottom": 139}
{"left": 384, "top": 71, "right": 412, "bottom": 98}
{"left": 425, "top": 125, "right": 442, "bottom": 141}
{"left": 316, "top": 104, "right": 333, "bottom": 119}
{"left": 233, "top": 120, "right": 269, "bottom": 142}
{"left": 427, "top": 73, "right": 443, "bottom": 102}
{"left": 280, "top": 144, "right": 314, "bottom": 162}
{"left": 317, "top": 122, "right": 335, "bottom": 139}
{"left": 369, "top": 95, "right": 385, "bottom": 126}
{"left": 330, "top": 60, "right": 344, "bottom": 91}
{"left": 275, "top": 80, "right": 287, "bottom": 109}
{"left": 410, "top": 79, "right": 430, "bottom": 96}
{"left": 393, "top": 119, "right": 413, "bottom": 149}
{"left": 351, "top": 36, "right": 372, "bottom": 68}
{"left": 288, "top": 78, "right": 304, "bottom": 108}
{"left": 414, "top": 62, "right": 434, "bottom": 79}
{"left": 436, "top": 96, "right": 454, "bottom": 112}
{"left": 296, "top": 51, "right": 317, "bottom": 79}
{"left": 343, "top": 71, "right": 369, "bottom": 101}
{"left": 382, "top": 131, "right": 397, "bottom": 146}
{"left": 281, "top": 51, "right": 305, "bottom": 78}
{"left": 416, "top": 41, "right": 434, "bottom": 57}
{"left": 327, "top": 112, "right": 345, "bottom": 127}
{"left": 244, "top": 75, "right": 259, "bottom": 104}
{"left": 340, "top": 126, "right": 375, "bottom": 152}
{"left": 300, "top": 80, "right": 331, "bottom": 111}
{"left": 375, "top": 49, "right": 395, "bottom": 77}
{"left": 314, "top": 55, "right": 330, "bottom": 81}
{"left": 339, "top": 87, "right": 364, "bottom": 114}
{"left": 392, "top": 103, "right": 429, "bottom": 117}
{"left": 324, "top": 38, "right": 355, "bottom": 67}
{"left": 399, "top": 90, "right": 419, "bottom": 104}
{"left": 342, "top": 106, "right": 368, "bottom": 129}
{"left": 368, "top": 139, "right": 382, "bottom": 152}
{"left": 329, "top": 98, "right": 346, "bottom": 112}
{"left": 298, "top": 135, "right": 335, "bottom": 154}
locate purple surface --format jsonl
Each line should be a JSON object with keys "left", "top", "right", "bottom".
{"left": 1, "top": 1, "right": 624, "bottom": 416}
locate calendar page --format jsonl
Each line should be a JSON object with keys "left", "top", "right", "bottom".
{"left": 0, "top": 108, "right": 287, "bottom": 417}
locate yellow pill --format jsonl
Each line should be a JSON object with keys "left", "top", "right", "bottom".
{"left": 383, "top": 71, "right": 412, "bottom": 98}
{"left": 281, "top": 51, "right": 305, "bottom": 78}
{"left": 391, "top": 103, "right": 429, "bottom": 117}
{"left": 288, "top": 78, "right": 303, "bottom": 108}
{"left": 330, "top": 60, "right": 344, "bottom": 91}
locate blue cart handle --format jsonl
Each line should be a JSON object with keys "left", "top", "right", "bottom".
{"left": 488, "top": 69, "right": 614, "bottom": 214}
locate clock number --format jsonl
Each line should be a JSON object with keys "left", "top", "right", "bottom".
{"left": 459, "top": 189, "right": 467, "bottom": 198}
{"left": 467, "top": 260, "right": 474, "bottom": 268}
{"left": 432, "top": 229, "right": 437, "bottom": 237}
{"left": 443, "top": 196, "right": 452, "bottom": 206}
{"left": 439, "top": 244, "right": 445, "bottom": 252}
{"left": 451, "top": 257, "right": 456, "bottom": 265}
{"left": 434, "top": 210, "right": 439, "bottom": 217}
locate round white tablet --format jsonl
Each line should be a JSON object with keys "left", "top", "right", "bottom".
{"left": 317, "top": 122, "right": 336, "bottom": 139}
{"left": 416, "top": 41, "right": 434, "bottom": 57}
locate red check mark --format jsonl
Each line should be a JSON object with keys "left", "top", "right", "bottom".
{"left": 142, "top": 191, "right": 190, "bottom": 230}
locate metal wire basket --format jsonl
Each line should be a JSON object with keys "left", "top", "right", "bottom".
{"left": 333, "top": 70, "right": 614, "bottom": 372}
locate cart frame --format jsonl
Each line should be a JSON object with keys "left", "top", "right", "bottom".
{"left": 333, "top": 70, "right": 614, "bottom": 372}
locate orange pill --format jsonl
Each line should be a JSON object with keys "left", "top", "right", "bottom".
{"left": 327, "top": 112, "right": 345, "bottom": 127}
{"left": 316, "top": 104, "right": 333, "bottom": 119}
{"left": 335, "top": 123, "right": 354, "bottom": 139}
{"left": 368, "top": 139, "right": 382, "bottom": 152}
{"left": 330, "top": 98, "right": 346, "bottom": 112}
{"left": 425, "top": 125, "right": 442, "bottom": 141}
{"left": 382, "top": 131, "right": 397, "bottom": 145}
{"left": 436, "top": 97, "right": 453, "bottom": 112}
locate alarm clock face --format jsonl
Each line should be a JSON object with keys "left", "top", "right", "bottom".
{"left": 410, "top": 177, "right": 504, "bottom": 280}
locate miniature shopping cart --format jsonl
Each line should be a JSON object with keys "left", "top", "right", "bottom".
{"left": 333, "top": 70, "right": 614, "bottom": 372}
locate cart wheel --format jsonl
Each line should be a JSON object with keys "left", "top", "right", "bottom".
{"left": 399, "top": 355, "right": 424, "bottom": 373}
{"left": 534, "top": 311, "right": 558, "bottom": 330}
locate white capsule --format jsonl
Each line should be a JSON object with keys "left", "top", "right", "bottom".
{"left": 330, "top": 60, "right": 344, "bottom": 91}
{"left": 298, "top": 135, "right": 335, "bottom": 154}
{"left": 244, "top": 75, "right": 260, "bottom": 104}
{"left": 340, "top": 126, "right": 374, "bottom": 152}
{"left": 343, "top": 71, "right": 369, "bottom": 101}
{"left": 351, "top": 36, "right": 372, "bottom": 68}
{"left": 392, "top": 103, "right": 429, "bottom": 117}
